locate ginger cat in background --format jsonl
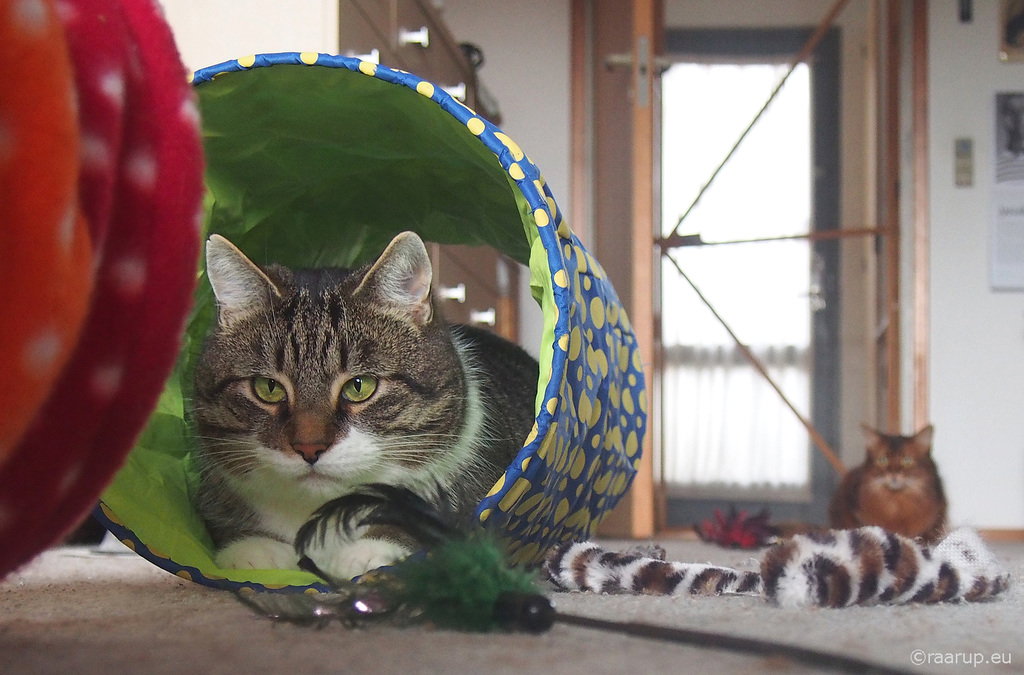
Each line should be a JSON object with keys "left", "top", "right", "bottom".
{"left": 829, "top": 424, "right": 947, "bottom": 543}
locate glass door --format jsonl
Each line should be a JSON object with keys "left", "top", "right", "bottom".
{"left": 659, "top": 29, "right": 841, "bottom": 525}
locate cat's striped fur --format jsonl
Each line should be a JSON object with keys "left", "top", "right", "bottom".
{"left": 544, "top": 527, "right": 1009, "bottom": 608}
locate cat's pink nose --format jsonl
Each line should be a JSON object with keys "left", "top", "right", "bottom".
{"left": 293, "top": 442, "right": 329, "bottom": 465}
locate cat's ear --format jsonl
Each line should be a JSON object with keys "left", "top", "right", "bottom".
{"left": 860, "top": 423, "right": 884, "bottom": 446}
{"left": 860, "top": 424, "right": 886, "bottom": 458}
{"left": 911, "top": 424, "right": 935, "bottom": 454}
{"left": 356, "top": 231, "right": 433, "bottom": 326}
{"left": 206, "top": 235, "right": 282, "bottom": 327}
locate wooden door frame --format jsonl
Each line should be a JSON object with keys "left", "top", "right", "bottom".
{"left": 877, "top": 0, "right": 930, "bottom": 433}
{"left": 570, "top": 0, "right": 658, "bottom": 538}
{"left": 626, "top": 0, "right": 658, "bottom": 538}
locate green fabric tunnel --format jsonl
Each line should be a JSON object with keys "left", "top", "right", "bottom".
{"left": 96, "top": 52, "right": 647, "bottom": 592}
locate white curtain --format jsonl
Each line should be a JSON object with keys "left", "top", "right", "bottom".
{"left": 661, "top": 344, "right": 810, "bottom": 487}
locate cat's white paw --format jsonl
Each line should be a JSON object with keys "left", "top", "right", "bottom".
{"left": 319, "top": 538, "right": 411, "bottom": 580}
{"left": 215, "top": 536, "right": 298, "bottom": 570}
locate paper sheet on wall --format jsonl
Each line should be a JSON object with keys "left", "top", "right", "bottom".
{"left": 992, "top": 191, "right": 1024, "bottom": 290}
{"left": 992, "top": 92, "right": 1024, "bottom": 291}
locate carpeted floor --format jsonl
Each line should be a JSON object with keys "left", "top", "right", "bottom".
{"left": 1, "top": 535, "right": 1021, "bottom": 674}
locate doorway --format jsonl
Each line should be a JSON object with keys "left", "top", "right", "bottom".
{"left": 658, "top": 28, "right": 841, "bottom": 526}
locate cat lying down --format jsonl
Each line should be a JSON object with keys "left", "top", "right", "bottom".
{"left": 545, "top": 527, "right": 1010, "bottom": 608}
{"left": 190, "top": 232, "right": 538, "bottom": 579}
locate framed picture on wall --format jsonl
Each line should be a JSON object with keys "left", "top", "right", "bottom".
{"left": 996, "top": 92, "right": 1024, "bottom": 182}
{"left": 1000, "top": 0, "right": 1024, "bottom": 61}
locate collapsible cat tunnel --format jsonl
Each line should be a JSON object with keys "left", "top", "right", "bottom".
{"left": 88, "top": 52, "right": 647, "bottom": 590}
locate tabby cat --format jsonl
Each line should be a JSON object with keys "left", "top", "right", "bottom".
{"left": 190, "top": 232, "right": 539, "bottom": 579}
{"left": 828, "top": 424, "right": 947, "bottom": 543}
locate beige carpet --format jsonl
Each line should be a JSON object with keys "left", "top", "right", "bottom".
{"left": 1, "top": 535, "right": 1022, "bottom": 674}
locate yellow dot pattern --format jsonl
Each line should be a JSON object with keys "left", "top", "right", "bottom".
{"left": 416, "top": 81, "right": 435, "bottom": 98}
{"left": 467, "top": 117, "right": 485, "bottom": 136}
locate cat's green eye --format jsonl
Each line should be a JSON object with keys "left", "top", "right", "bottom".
{"left": 341, "top": 375, "right": 378, "bottom": 403}
{"left": 252, "top": 376, "right": 287, "bottom": 404}
{"left": 875, "top": 456, "right": 889, "bottom": 468}
{"left": 901, "top": 456, "right": 915, "bottom": 468}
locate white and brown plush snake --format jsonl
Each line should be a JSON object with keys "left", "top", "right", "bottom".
{"left": 544, "top": 527, "right": 1010, "bottom": 608}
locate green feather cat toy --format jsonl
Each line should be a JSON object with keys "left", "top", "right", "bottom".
{"left": 239, "top": 483, "right": 554, "bottom": 633}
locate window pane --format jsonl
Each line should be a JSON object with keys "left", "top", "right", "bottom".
{"left": 660, "top": 62, "right": 812, "bottom": 488}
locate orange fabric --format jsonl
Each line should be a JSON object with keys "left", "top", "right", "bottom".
{"left": 0, "top": 0, "right": 93, "bottom": 465}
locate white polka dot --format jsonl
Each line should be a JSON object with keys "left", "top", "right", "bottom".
{"left": 67, "top": 80, "right": 79, "bottom": 119}
{"left": 109, "top": 256, "right": 147, "bottom": 297}
{"left": 57, "top": 462, "right": 82, "bottom": 497}
{"left": 80, "top": 132, "right": 112, "bottom": 170}
{"left": 12, "top": 0, "right": 48, "bottom": 36}
{"left": 125, "top": 150, "right": 157, "bottom": 191}
{"left": 53, "top": 0, "right": 77, "bottom": 24}
{"left": 91, "top": 363, "right": 123, "bottom": 400}
{"left": 58, "top": 204, "right": 75, "bottom": 254}
{"left": 193, "top": 206, "right": 206, "bottom": 233}
{"left": 179, "top": 97, "right": 200, "bottom": 129}
{"left": 127, "top": 51, "right": 144, "bottom": 81}
{"left": 23, "top": 330, "right": 61, "bottom": 374}
{"left": 99, "top": 71, "right": 125, "bottom": 109}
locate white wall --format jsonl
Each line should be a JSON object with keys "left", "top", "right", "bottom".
{"left": 159, "top": 0, "right": 339, "bottom": 72}
{"left": 930, "top": 1, "right": 1024, "bottom": 528}
{"left": 437, "top": 0, "right": 572, "bottom": 220}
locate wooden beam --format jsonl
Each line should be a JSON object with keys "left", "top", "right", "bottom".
{"left": 570, "top": 0, "right": 591, "bottom": 243}
{"left": 657, "top": 225, "right": 892, "bottom": 250}
{"left": 627, "top": 0, "right": 657, "bottom": 539}
{"left": 911, "top": 0, "right": 930, "bottom": 430}
{"left": 883, "top": 0, "right": 902, "bottom": 432}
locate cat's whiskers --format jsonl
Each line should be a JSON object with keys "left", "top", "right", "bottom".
{"left": 196, "top": 455, "right": 262, "bottom": 480}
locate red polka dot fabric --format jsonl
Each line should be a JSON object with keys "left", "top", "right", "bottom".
{"left": 0, "top": 0, "right": 204, "bottom": 579}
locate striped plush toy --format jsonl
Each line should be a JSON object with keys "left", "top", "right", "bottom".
{"left": 544, "top": 526, "right": 1009, "bottom": 608}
